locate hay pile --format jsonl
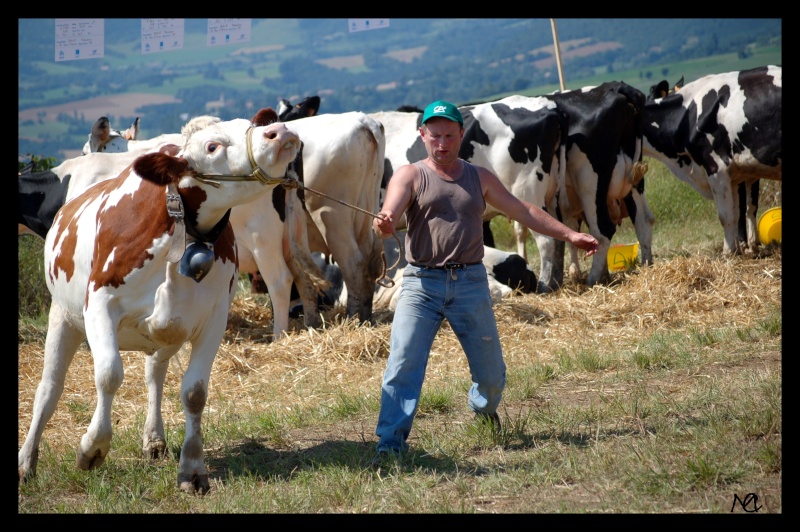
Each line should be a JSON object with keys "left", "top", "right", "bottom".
{"left": 18, "top": 248, "right": 781, "bottom": 450}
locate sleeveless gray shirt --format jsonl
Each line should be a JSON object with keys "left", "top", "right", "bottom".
{"left": 405, "top": 160, "right": 485, "bottom": 267}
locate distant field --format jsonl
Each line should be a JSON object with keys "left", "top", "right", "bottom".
{"left": 18, "top": 93, "right": 181, "bottom": 124}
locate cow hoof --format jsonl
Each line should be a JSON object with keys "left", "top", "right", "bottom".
{"left": 19, "top": 449, "right": 39, "bottom": 482}
{"left": 143, "top": 438, "right": 168, "bottom": 460}
{"left": 179, "top": 474, "right": 210, "bottom": 495}
{"left": 19, "top": 467, "right": 34, "bottom": 483}
{"left": 76, "top": 448, "right": 106, "bottom": 470}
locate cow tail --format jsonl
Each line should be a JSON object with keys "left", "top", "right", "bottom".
{"left": 369, "top": 120, "right": 389, "bottom": 283}
{"left": 628, "top": 83, "right": 648, "bottom": 185}
{"left": 283, "top": 188, "right": 331, "bottom": 295}
{"left": 556, "top": 110, "right": 570, "bottom": 219}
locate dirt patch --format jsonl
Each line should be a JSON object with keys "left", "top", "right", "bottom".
{"left": 317, "top": 46, "right": 428, "bottom": 70}
{"left": 231, "top": 44, "right": 284, "bottom": 56}
{"left": 316, "top": 55, "right": 364, "bottom": 70}
{"left": 486, "top": 38, "right": 623, "bottom": 71}
{"left": 19, "top": 93, "right": 181, "bottom": 124}
{"left": 533, "top": 41, "right": 623, "bottom": 70}
{"left": 385, "top": 46, "right": 428, "bottom": 63}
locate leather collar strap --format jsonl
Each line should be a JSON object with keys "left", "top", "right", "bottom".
{"left": 164, "top": 183, "right": 231, "bottom": 263}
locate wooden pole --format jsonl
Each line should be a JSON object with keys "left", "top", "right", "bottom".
{"left": 550, "top": 18, "right": 566, "bottom": 91}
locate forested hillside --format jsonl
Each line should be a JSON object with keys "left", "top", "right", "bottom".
{"left": 18, "top": 18, "right": 781, "bottom": 162}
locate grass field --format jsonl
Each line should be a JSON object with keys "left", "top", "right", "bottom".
{"left": 17, "top": 157, "right": 782, "bottom": 513}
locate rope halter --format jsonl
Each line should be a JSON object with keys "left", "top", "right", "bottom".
{"left": 190, "top": 125, "right": 298, "bottom": 188}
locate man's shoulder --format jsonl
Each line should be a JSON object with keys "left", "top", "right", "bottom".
{"left": 465, "top": 159, "right": 491, "bottom": 176}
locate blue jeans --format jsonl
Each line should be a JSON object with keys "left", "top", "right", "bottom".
{"left": 375, "top": 263, "right": 506, "bottom": 453}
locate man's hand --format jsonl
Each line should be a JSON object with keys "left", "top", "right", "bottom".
{"left": 572, "top": 232, "right": 599, "bottom": 257}
{"left": 373, "top": 212, "right": 394, "bottom": 239}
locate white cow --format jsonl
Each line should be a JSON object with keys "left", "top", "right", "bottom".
{"left": 281, "top": 111, "right": 387, "bottom": 323}
{"left": 81, "top": 115, "right": 183, "bottom": 155}
{"left": 19, "top": 108, "right": 300, "bottom": 494}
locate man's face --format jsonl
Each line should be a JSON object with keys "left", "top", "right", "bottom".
{"left": 420, "top": 118, "right": 463, "bottom": 165}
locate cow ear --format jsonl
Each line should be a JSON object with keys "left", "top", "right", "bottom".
{"left": 124, "top": 117, "right": 140, "bottom": 140}
{"left": 253, "top": 108, "right": 279, "bottom": 126}
{"left": 307, "top": 95, "right": 321, "bottom": 116}
{"left": 133, "top": 151, "right": 188, "bottom": 186}
{"left": 674, "top": 76, "right": 685, "bottom": 91}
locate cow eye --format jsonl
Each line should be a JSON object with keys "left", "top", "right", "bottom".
{"left": 207, "top": 142, "right": 221, "bottom": 154}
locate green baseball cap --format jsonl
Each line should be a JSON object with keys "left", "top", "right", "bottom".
{"left": 421, "top": 100, "right": 463, "bottom": 125}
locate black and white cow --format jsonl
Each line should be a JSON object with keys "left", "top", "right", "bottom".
{"left": 277, "top": 96, "right": 321, "bottom": 122}
{"left": 643, "top": 65, "right": 782, "bottom": 255}
{"left": 649, "top": 75, "right": 759, "bottom": 251}
{"left": 370, "top": 94, "right": 569, "bottom": 293}
{"left": 539, "top": 81, "right": 654, "bottom": 287}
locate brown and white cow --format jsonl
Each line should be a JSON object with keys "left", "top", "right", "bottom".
{"left": 23, "top": 116, "right": 328, "bottom": 341}
{"left": 18, "top": 108, "right": 300, "bottom": 495}
{"left": 643, "top": 65, "right": 782, "bottom": 255}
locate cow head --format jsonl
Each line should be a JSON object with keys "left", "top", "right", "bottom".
{"left": 82, "top": 116, "right": 140, "bottom": 155}
{"left": 647, "top": 76, "right": 684, "bottom": 101}
{"left": 277, "top": 95, "right": 321, "bottom": 122}
{"left": 131, "top": 108, "right": 300, "bottom": 246}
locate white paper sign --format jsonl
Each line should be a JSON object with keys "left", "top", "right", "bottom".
{"left": 141, "top": 19, "right": 185, "bottom": 54}
{"left": 348, "top": 19, "right": 390, "bottom": 33}
{"left": 207, "top": 19, "right": 251, "bottom": 47}
{"left": 55, "top": 19, "right": 104, "bottom": 62}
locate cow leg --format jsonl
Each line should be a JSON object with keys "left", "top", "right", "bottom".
{"left": 282, "top": 189, "right": 325, "bottom": 330}
{"left": 76, "top": 311, "right": 125, "bottom": 472}
{"left": 566, "top": 220, "right": 583, "bottom": 282}
{"left": 579, "top": 198, "right": 614, "bottom": 287}
{"left": 19, "top": 303, "right": 84, "bottom": 481}
{"left": 513, "top": 221, "right": 528, "bottom": 261}
{"left": 143, "top": 346, "right": 181, "bottom": 460}
{"left": 338, "top": 248, "right": 377, "bottom": 323}
{"left": 738, "top": 180, "right": 760, "bottom": 253}
{"left": 709, "top": 171, "right": 740, "bottom": 255}
{"left": 315, "top": 211, "right": 382, "bottom": 324}
{"left": 175, "top": 324, "right": 225, "bottom": 495}
{"left": 626, "top": 185, "right": 655, "bottom": 266}
{"left": 255, "top": 249, "right": 294, "bottom": 340}
{"left": 746, "top": 180, "right": 760, "bottom": 251}
{"left": 534, "top": 231, "right": 564, "bottom": 293}
{"left": 230, "top": 208, "right": 295, "bottom": 341}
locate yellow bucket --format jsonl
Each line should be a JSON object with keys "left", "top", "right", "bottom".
{"left": 757, "top": 207, "right": 781, "bottom": 245}
{"left": 607, "top": 242, "right": 639, "bottom": 272}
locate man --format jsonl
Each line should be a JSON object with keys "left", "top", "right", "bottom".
{"left": 370, "top": 100, "right": 599, "bottom": 469}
